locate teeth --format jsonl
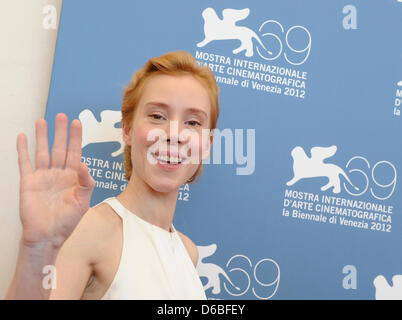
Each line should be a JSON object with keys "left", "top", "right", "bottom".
{"left": 154, "top": 154, "right": 182, "bottom": 164}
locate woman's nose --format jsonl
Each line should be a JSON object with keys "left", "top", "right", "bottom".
{"left": 166, "top": 120, "right": 187, "bottom": 144}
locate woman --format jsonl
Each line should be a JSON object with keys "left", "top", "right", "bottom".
{"left": 6, "top": 51, "right": 220, "bottom": 299}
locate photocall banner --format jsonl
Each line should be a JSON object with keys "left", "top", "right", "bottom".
{"left": 44, "top": 0, "right": 402, "bottom": 299}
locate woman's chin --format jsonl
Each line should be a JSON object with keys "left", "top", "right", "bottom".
{"left": 146, "top": 176, "right": 184, "bottom": 193}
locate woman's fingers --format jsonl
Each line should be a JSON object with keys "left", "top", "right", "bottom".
{"left": 35, "top": 119, "right": 50, "bottom": 170}
{"left": 16, "top": 133, "right": 33, "bottom": 178}
{"left": 24, "top": 113, "right": 85, "bottom": 173}
{"left": 50, "top": 113, "right": 68, "bottom": 168}
{"left": 65, "top": 119, "right": 82, "bottom": 171}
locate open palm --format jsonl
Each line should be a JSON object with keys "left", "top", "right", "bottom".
{"left": 17, "top": 113, "right": 95, "bottom": 248}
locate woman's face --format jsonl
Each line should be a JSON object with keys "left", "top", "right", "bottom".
{"left": 123, "top": 74, "right": 212, "bottom": 192}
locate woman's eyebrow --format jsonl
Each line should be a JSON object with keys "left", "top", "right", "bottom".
{"left": 145, "top": 101, "right": 208, "bottom": 119}
{"left": 185, "top": 108, "right": 208, "bottom": 120}
{"left": 145, "top": 101, "right": 169, "bottom": 110}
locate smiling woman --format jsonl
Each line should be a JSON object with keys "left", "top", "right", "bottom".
{"left": 5, "top": 51, "right": 221, "bottom": 300}
{"left": 122, "top": 74, "right": 213, "bottom": 192}
{"left": 122, "top": 50, "right": 220, "bottom": 183}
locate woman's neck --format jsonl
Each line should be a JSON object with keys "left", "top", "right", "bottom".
{"left": 116, "top": 175, "right": 179, "bottom": 232}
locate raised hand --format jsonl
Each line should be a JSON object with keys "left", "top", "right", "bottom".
{"left": 17, "top": 113, "right": 95, "bottom": 249}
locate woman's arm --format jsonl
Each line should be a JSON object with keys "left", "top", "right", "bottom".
{"left": 5, "top": 113, "right": 95, "bottom": 299}
{"left": 5, "top": 240, "right": 60, "bottom": 299}
{"left": 49, "top": 207, "right": 107, "bottom": 299}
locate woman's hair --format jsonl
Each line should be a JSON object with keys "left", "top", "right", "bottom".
{"left": 121, "top": 50, "right": 220, "bottom": 183}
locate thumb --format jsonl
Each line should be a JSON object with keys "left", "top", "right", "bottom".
{"left": 75, "top": 162, "right": 95, "bottom": 209}
{"left": 77, "top": 162, "right": 95, "bottom": 192}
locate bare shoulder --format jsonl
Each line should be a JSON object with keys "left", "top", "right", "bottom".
{"left": 176, "top": 231, "right": 199, "bottom": 268}
{"left": 76, "top": 203, "right": 121, "bottom": 240}
{"left": 89, "top": 202, "right": 123, "bottom": 230}
{"left": 62, "top": 202, "right": 122, "bottom": 263}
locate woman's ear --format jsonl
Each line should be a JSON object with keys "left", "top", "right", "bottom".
{"left": 122, "top": 123, "right": 132, "bottom": 146}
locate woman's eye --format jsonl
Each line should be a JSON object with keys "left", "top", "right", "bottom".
{"left": 186, "top": 120, "right": 201, "bottom": 127}
{"left": 150, "top": 114, "right": 164, "bottom": 120}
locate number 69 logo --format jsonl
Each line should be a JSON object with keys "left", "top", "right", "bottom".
{"left": 344, "top": 156, "right": 397, "bottom": 200}
{"left": 256, "top": 20, "right": 312, "bottom": 66}
{"left": 223, "top": 255, "right": 280, "bottom": 299}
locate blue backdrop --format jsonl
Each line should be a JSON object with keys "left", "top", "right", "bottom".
{"left": 45, "top": 0, "right": 402, "bottom": 299}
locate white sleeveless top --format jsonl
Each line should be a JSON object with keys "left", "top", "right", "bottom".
{"left": 98, "top": 197, "right": 207, "bottom": 300}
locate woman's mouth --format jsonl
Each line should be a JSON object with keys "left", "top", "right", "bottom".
{"left": 153, "top": 153, "right": 183, "bottom": 164}
{"left": 151, "top": 152, "right": 184, "bottom": 171}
